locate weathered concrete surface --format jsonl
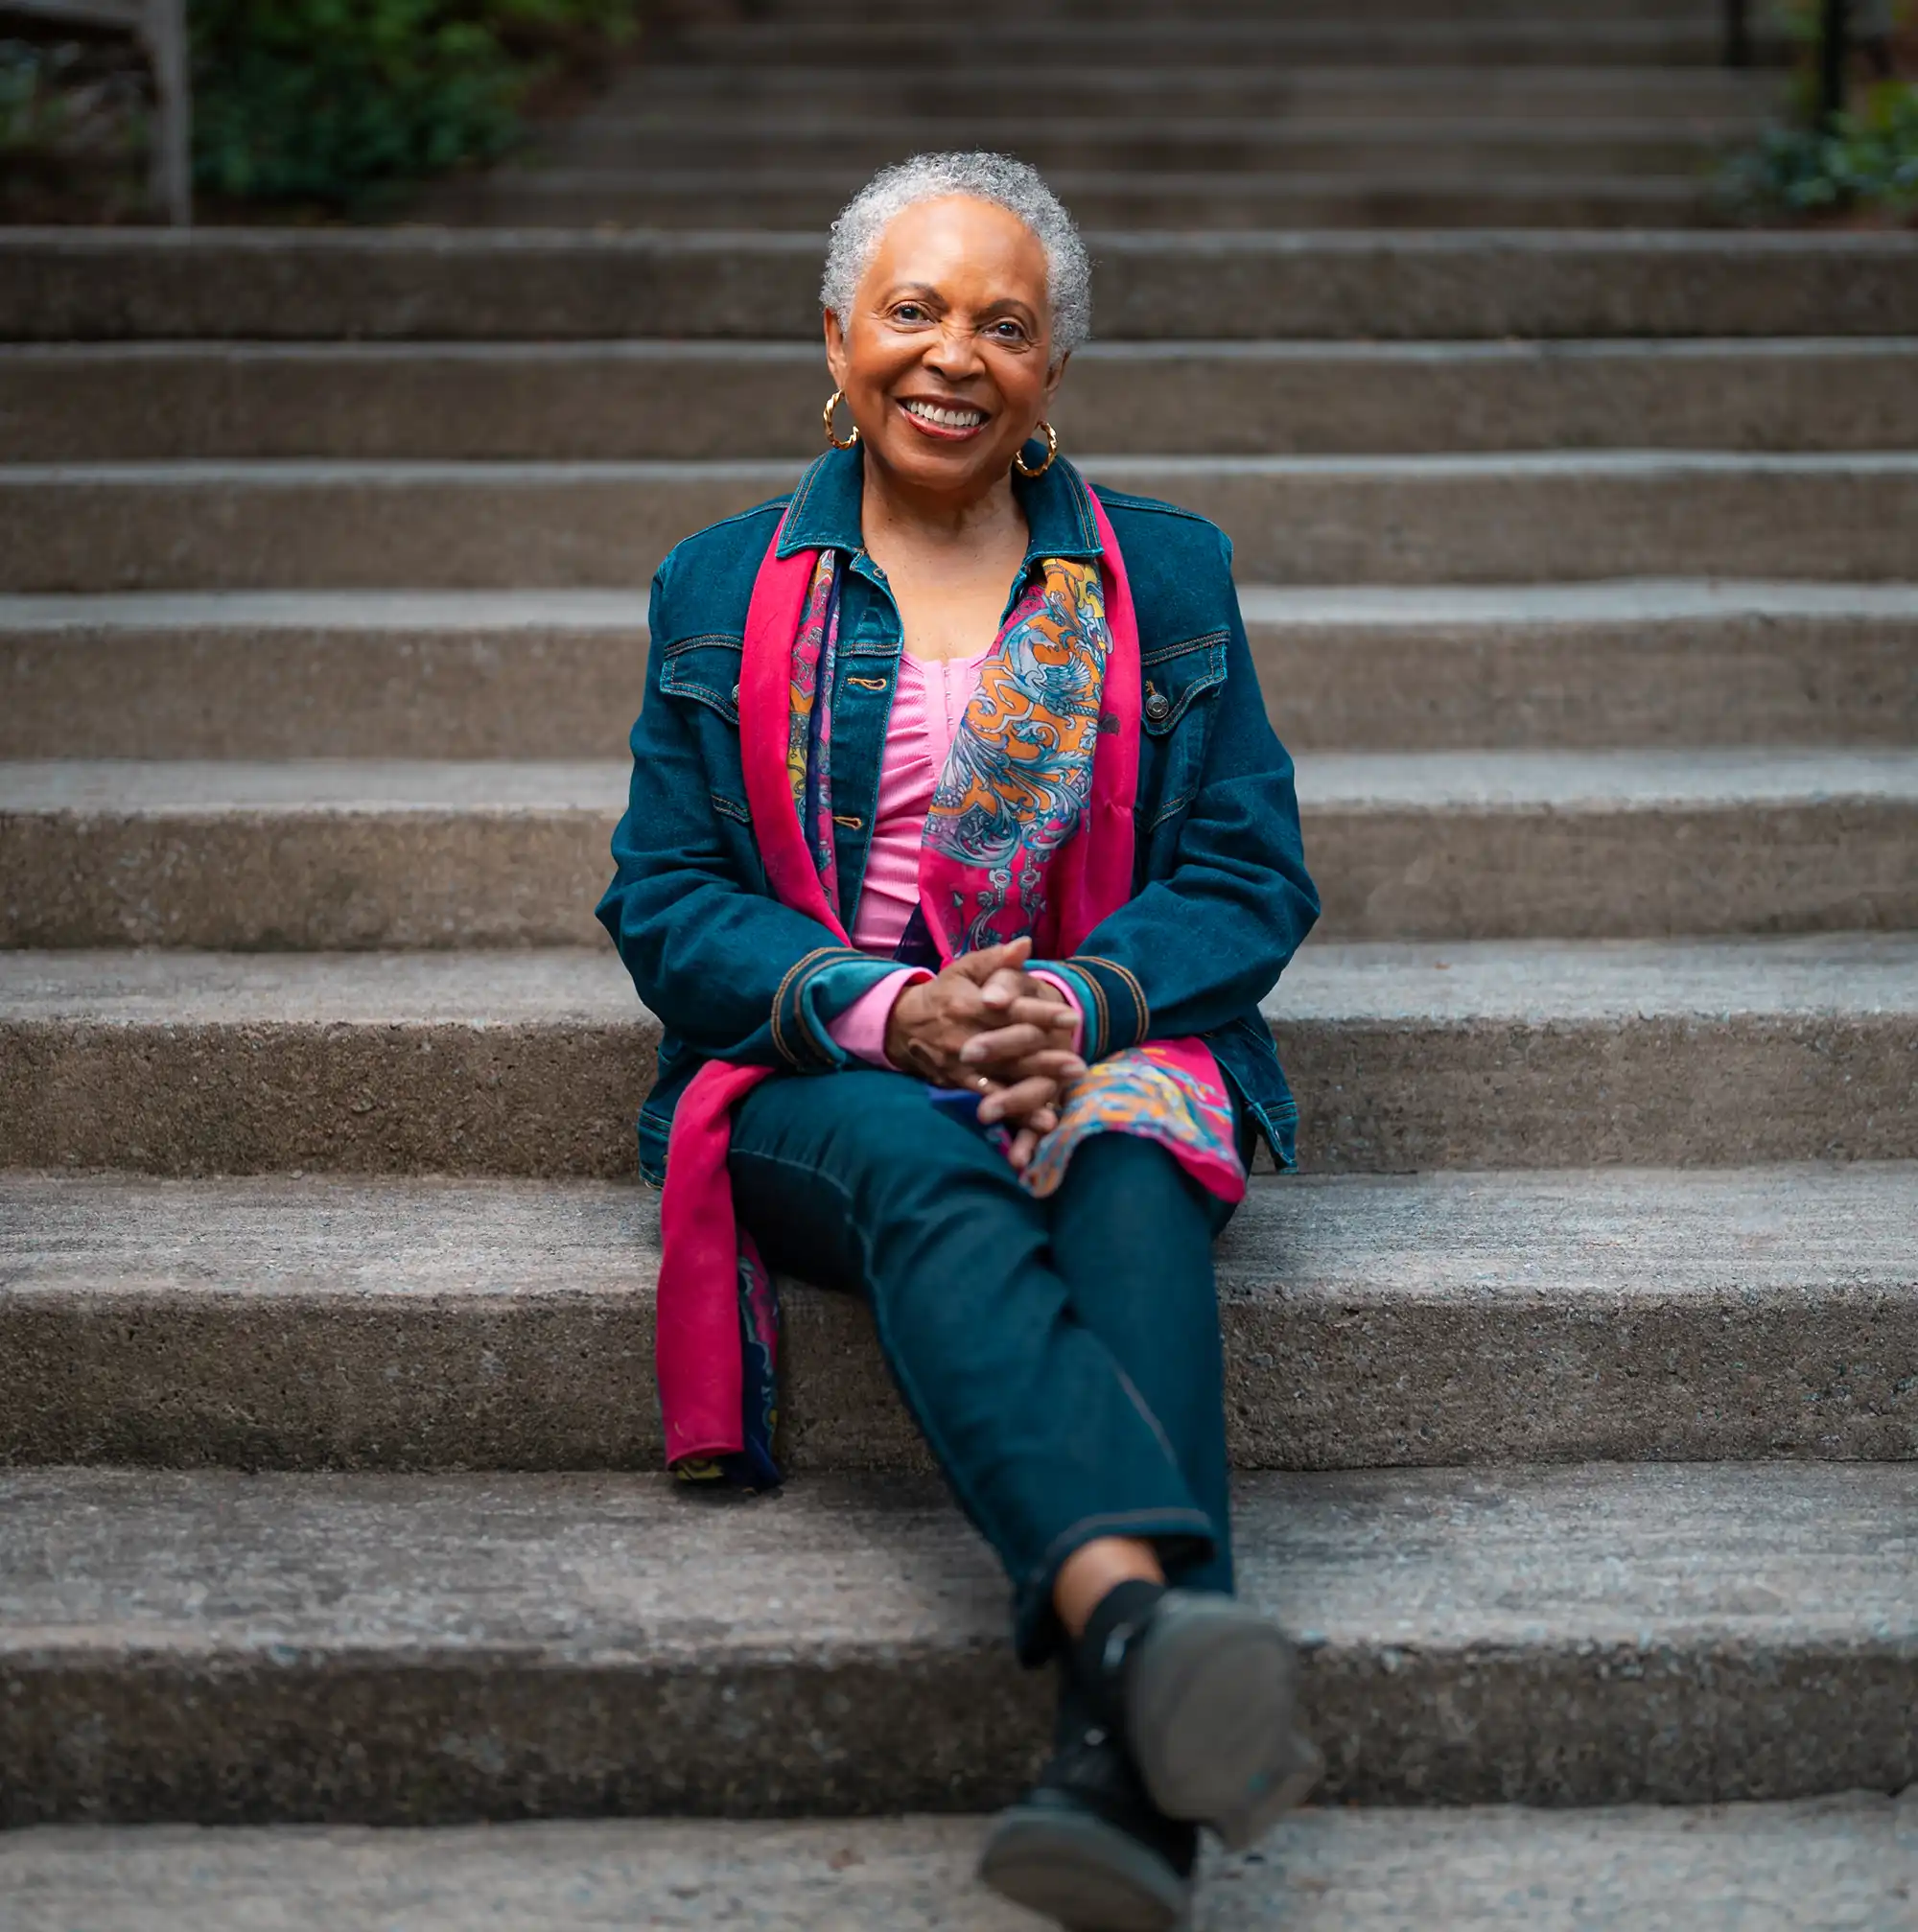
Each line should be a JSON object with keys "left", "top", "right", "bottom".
{"left": 12, "top": 338, "right": 1913, "bottom": 462}
{"left": 6, "top": 231, "right": 1914, "bottom": 343}
{"left": 617, "top": 54, "right": 1778, "bottom": 115}
{"left": 0, "top": 1463, "right": 1910, "bottom": 1822}
{"left": 5, "top": 751, "right": 1914, "bottom": 946}
{"left": 1240, "top": 583, "right": 1918, "bottom": 751}
{"left": 427, "top": 168, "right": 1709, "bottom": 233}
{"left": 2, "top": 938, "right": 1913, "bottom": 1173}
{"left": 1298, "top": 748, "right": 1918, "bottom": 940}
{"left": 611, "top": 54, "right": 1779, "bottom": 120}
{"left": 541, "top": 113, "right": 1745, "bottom": 176}
{"left": 685, "top": 0, "right": 1735, "bottom": 18}
{"left": 4, "top": 584, "right": 1914, "bottom": 758}
{"left": 7, "top": 1797, "right": 1915, "bottom": 1931}
{"left": 663, "top": 16, "right": 1741, "bottom": 66}
{"left": 0, "top": 947, "right": 657, "bottom": 1176}
{"left": 0, "top": 758, "right": 626, "bottom": 949}
{"left": 1267, "top": 931, "right": 1918, "bottom": 1169}
{"left": 2, "top": 1167, "right": 1913, "bottom": 1473}
{"left": 0, "top": 592, "right": 653, "bottom": 759}
{"left": 8, "top": 454, "right": 1915, "bottom": 591}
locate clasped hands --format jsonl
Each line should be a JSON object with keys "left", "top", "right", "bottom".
{"left": 882, "top": 937, "right": 1084, "bottom": 1170}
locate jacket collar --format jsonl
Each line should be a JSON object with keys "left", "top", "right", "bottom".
{"left": 775, "top": 440, "right": 1104, "bottom": 567}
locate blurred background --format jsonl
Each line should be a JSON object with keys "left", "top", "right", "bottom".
{"left": 2, "top": 0, "right": 1913, "bottom": 228}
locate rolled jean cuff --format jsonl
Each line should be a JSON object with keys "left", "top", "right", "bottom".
{"left": 1013, "top": 1506, "right": 1220, "bottom": 1667}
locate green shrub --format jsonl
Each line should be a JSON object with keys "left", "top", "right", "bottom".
{"left": 191, "top": 0, "right": 642, "bottom": 214}
{"left": 1723, "top": 80, "right": 1918, "bottom": 218}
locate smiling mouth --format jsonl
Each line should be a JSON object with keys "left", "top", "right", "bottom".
{"left": 899, "top": 397, "right": 990, "bottom": 438}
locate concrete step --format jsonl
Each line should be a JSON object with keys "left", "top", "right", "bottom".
{"left": 8, "top": 454, "right": 1915, "bottom": 592}
{"left": 598, "top": 60, "right": 1783, "bottom": 120}
{"left": 5, "top": 1799, "right": 1914, "bottom": 1931}
{"left": 536, "top": 113, "right": 1749, "bottom": 175}
{"left": 9, "top": 231, "right": 1914, "bottom": 343}
{"left": 422, "top": 165, "right": 1713, "bottom": 231}
{"left": 0, "top": 591, "right": 655, "bottom": 759}
{"left": 730, "top": 0, "right": 1743, "bottom": 21}
{"left": 661, "top": 19, "right": 1749, "bottom": 67}
{"left": 1237, "top": 582, "right": 1918, "bottom": 752}
{"left": 15, "top": 338, "right": 1916, "bottom": 462}
{"left": 4, "top": 1165, "right": 1912, "bottom": 1473}
{"left": 5, "top": 752, "right": 1914, "bottom": 948}
{"left": 6, "top": 584, "right": 1914, "bottom": 758}
{"left": 2, "top": 937, "right": 1912, "bottom": 1175}
{"left": 0, "top": 1461, "right": 1910, "bottom": 1822}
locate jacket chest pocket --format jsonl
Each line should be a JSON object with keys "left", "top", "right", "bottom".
{"left": 1139, "top": 630, "right": 1228, "bottom": 832}
{"left": 659, "top": 634, "right": 750, "bottom": 823}
{"left": 659, "top": 634, "right": 744, "bottom": 725}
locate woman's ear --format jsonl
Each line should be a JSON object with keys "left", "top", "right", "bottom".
{"left": 823, "top": 309, "right": 850, "bottom": 391}
{"left": 1043, "top": 350, "right": 1072, "bottom": 405}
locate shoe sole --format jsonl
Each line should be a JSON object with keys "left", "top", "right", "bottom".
{"left": 1125, "top": 1593, "right": 1322, "bottom": 1847}
{"left": 978, "top": 1806, "right": 1190, "bottom": 1932}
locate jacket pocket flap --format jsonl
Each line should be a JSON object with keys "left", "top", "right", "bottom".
{"left": 660, "top": 634, "right": 744, "bottom": 722}
{"left": 1140, "top": 632, "right": 1228, "bottom": 735}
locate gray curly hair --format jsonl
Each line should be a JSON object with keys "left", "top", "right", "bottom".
{"left": 820, "top": 152, "right": 1092, "bottom": 361}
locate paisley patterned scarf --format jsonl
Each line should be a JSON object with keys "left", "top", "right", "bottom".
{"left": 656, "top": 486, "right": 1244, "bottom": 1487}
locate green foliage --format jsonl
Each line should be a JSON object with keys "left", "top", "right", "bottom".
{"left": 1, "top": 35, "right": 152, "bottom": 221}
{"left": 190, "top": 0, "right": 641, "bottom": 213}
{"left": 1723, "top": 81, "right": 1918, "bottom": 218}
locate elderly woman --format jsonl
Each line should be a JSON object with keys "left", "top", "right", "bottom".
{"left": 597, "top": 152, "right": 1322, "bottom": 1931}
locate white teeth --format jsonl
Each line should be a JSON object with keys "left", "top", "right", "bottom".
{"left": 902, "top": 399, "right": 987, "bottom": 430}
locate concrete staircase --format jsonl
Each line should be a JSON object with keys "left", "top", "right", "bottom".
{"left": 422, "top": 0, "right": 1789, "bottom": 228}
{"left": 4, "top": 90, "right": 1918, "bottom": 1932}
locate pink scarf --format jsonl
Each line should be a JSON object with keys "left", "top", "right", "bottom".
{"left": 655, "top": 491, "right": 1243, "bottom": 1481}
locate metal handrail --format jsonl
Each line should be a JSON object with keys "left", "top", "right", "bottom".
{"left": 1725, "top": 0, "right": 1751, "bottom": 66}
{"left": 1725, "top": 0, "right": 1855, "bottom": 124}
{"left": 9, "top": 0, "right": 190, "bottom": 222}
{"left": 1818, "top": 0, "right": 1851, "bottom": 126}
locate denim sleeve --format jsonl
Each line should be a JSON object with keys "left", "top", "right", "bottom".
{"left": 1045, "top": 540, "right": 1321, "bottom": 1059}
{"left": 593, "top": 565, "right": 900, "bottom": 1071}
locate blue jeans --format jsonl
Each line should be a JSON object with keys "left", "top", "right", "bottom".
{"left": 729, "top": 1068, "right": 1239, "bottom": 1664}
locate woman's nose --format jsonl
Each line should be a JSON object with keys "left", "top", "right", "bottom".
{"left": 922, "top": 323, "right": 983, "bottom": 379}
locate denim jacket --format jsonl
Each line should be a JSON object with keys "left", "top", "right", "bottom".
{"left": 596, "top": 445, "right": 1321, "bottom": 1184}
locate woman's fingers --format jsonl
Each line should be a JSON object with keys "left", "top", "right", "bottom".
{"left": 958, "top": 1021, "right": 1051, "bottom": 1065}
{"left": 1019, "top": 1054, "right": 1083, "bottom": 1085}
{"left": 972, "top": 1048, "right": 1084, "bottom": 1089}
{"left": 980, "top": 964, "right": 1048, "bottom": 1012}
{"left": 977, "top": 1073, "right": 1066, "bottom": 1127}
{"left": 951, "top": 938, "right": 1032, "bottom": 989}
{"left": 957, "top": 1004, "right": 1075, "bottom": 1062}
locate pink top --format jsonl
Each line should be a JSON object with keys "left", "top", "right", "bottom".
{"left": 828, "top": 646, "right": 1084, "bottom": 1065}
{"left": 852, "top": 646, "right": 988, "bottom": 952}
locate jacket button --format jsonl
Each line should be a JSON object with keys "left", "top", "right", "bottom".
{"left": 1144, "top": 690, "right": 1172, "bottom": 723}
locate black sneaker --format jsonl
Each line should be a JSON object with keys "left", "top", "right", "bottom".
{"left": 1083, "top": 1586, "right": 1322, "bottom": 1851}
{"left": 978, "top": 1685, "right": 1197, "bottom": 1932}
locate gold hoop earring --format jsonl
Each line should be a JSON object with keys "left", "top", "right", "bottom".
{"left": 823, "top": 389, "right": 859, "bottom": 450}
{"left": 1013, "top": 421, "right": 1059, "bottom": 477}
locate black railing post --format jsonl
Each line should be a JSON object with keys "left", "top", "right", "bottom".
{"left": 1819, "top": 0, "right": 1851, "bottom": 126}
{"left": 1724, "top": 0, "right": 1749, "bottom": 67}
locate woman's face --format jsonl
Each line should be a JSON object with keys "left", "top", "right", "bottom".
{"left": 825, "top": 194, "right": 1066, "bottom": 504}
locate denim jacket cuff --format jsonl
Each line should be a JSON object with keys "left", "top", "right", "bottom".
{"left": 772, "top": 947, "right": 913, "bottom": 1072}
{"left": 1044, "top": 955, "right": 1151, "bottom": 1061}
